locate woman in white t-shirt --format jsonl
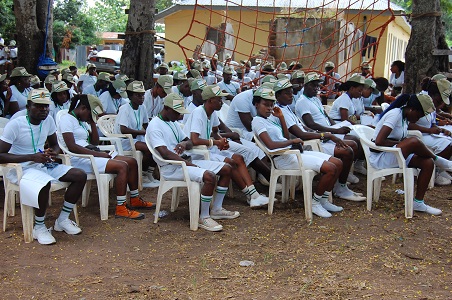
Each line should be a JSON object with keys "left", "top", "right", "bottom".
{"left": 59, "top": 94, "right": 155, "bottom": 220}
{"left": 389, "top": 60, "right": 405, "bottom": 97}
{"left": 99, "top": 79, "right": 128, "bottom": 114}
{"left": 329, "top": 75, "right": 366, "bottom": 124}
{"left": 251, "top": 87, "right": 344, "bottom": 218}
{"left": 408, "top": 77, "right": 452, "bottom": 185}
{"left": 371, "top": 94, "right": 452, "bottom": 215}
{"left": 49, "top": 80, "right": 71, "bottom": 122}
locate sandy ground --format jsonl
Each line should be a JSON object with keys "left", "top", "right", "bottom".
{"left": 0, "top": 173, "right": 451, "bottom": 300}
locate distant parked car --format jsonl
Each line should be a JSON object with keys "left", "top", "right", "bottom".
{"left": 89, "top": 50, "right": 122, "bottom": 74}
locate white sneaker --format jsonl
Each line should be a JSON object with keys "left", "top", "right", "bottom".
{"left": 435, "top": 174, "right": 451, "bottom": 186}
{"left": 334, "top": 184, "right": 366, "bottom": 202}
{"left": 198, "top": 217, "right": 223, "bottom": 231}
{"left": 413, "top": 201, "right": 442, "bottom": 216}
{"left": 248, "top": 194, "right": 269, "bottom": 207}
{"left": 210, "top": 208, "right": 240, "bottom": 220}
{"left": 142, "top": 172, "right": 160, "bottom": 188}
{"left": 347, "top": 173, "right": 359, "bottom": 184}
{"left": 54, "top": 218, "right": 82, "bottom": 235}
{"left": 319, "top": 198, "right": 343, "bottom": 212}
{"left": 32, "top": 226, "right": 56, "bottom": 245}
{"left": 312, "top": 200, "right": 332, "bottom": 218}
{"left": 354, "top": 160, "right": 367, "bottom": 175}
{"left": 439, "top": 171, "right": 452, "bottom": 181}
{"left": 257, "top": 174, "right": 282, "bottom": 192}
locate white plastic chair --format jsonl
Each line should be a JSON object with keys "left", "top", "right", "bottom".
{"left": 1, "top": 161, "right": 78, "bottom": 243}
{"left": 353, "top": 125, "right": 414, "bottom": 218}
{"left": 254, "top": 134, "right": 318, "bottom": 222}
{"left": 218, "top": 102, "right": 230, "bottom": 122}
{"left": 97, "top": 115, "right": 144, "bottom": 190}
{"left": 56, "top": 110, "right": 116, "bottom": 220}
{"left": 145, "top": 138, "right": 205, "bottom": 231}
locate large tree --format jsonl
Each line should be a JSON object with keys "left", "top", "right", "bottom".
{"left": 404, "top": 0, "right": 449, "bottom": 93}
{"left": 13, "top": 0, "right": 54, "bottom": 74}
{"left": 121, "top": 0, "right": 155, "bottom": 88}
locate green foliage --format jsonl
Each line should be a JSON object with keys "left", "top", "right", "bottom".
{"left": 88, "top": 0, "right": 129, "bottom": 32}
{"left": 391, "top": 0, "right": 452, "bottom": 44}
{"left": 53, "top": 0, "right": 100, "bottom": 48}
{"left": 156, "top": 0, "right": 174, "bottom": 13}
{"left": 0, "top": 0, "right": 15, "bottom": 42}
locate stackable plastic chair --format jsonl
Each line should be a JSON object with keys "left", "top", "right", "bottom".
{"left": 56, "top": 110, "right": 116, "bottom": 220}
{"left": 97, "top": 115, "right": 144, "bottom": 190}
{"left": 254, "top": 134, "right": 318, "bottom": 222}
{"left": 354, "top": 125, "right": 414, "bottom": 218}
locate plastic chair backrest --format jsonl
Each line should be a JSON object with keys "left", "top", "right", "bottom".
{"left": 97, "top": 115, "right": 116, "bottom": 136}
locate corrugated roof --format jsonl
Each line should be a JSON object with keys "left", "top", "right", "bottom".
{"left": 174, "top": 0, "right": 404, "bottom": 11}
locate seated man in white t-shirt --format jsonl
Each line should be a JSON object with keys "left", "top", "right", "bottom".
{"left": 217, "top": 66, "right": 240, "bottom": 103}
{"left": 184, "top": 84, "right": 269, "bottom": 208}
{"left": 225, "top": 75, "right": 277, "bottom": 141}
{"left": 83, "top": 72, "right": 111, "bottom": 97}
{"left": 0, "top": 89, "right": 87, "bottom": 245}
{"left": 115, "top": 81, "right": 160, "bottom": 188}
{"left": 146, "top": 93, "right": 238, "bottom": 232}
{"left": 171, "top": 71, "right": 192, "bottom": 108}
{"left": 143, "top": 75, "right": 173, "bottom": 119}
{"left": 77, "top": 63, "right": 97, "bottom": 92}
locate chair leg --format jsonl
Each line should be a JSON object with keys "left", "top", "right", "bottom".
{"left": 302, "top": 174, "right": 314, "bottom": 222}
{"left": 21, "top": 203, "right": 34, "bottom": 243}
{"left": 154, "top": 184, "right": 165, "bottom": 224}
{"left": 373, "top": 177, "right": 383, "bottom": 201}
{"left": 404, "top": 170, "right": 415, "bottom": 219}
{"left": 3, "top": 190, "right": 10, "bottom": 232}
{"left": 228, "top": 181, "right": 234, "bottom": 198}
{"left": 73, "top": 204, "right": 80, "bottom": 225}
{"left": 366, "top": 177, "right": 374, "bottom": 211}
{"left": 137, "top": 152, "right": 143, "bottom": 191}
{"left": 267, "top": 174, "right": 279, "bottom": 215}
{"left": 97, "top": 178, "right": 110, "bottom": 221}
{"left": 188, "top": 183, "right": 200, "bottom": 231}
{"left": 281, "top": 176, "right": 290, "bottom": 203}
{"left": 171, "top": 187, "right": 181, "bottom": 212}
{"left": 82, "top": 181, "right": 92, "bottom": 207}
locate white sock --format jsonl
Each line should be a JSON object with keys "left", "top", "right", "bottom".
{"left": 434, "top": 156, "right": 452, "bottom": 169}
{"left": 245, "top": 184, "right": 259, "bottom": 199}
{"left": 34, "top": 215, "right": 45, "bottom": 229}
{"left": 200, "top": 194, "right": 213, "bottom": 219}
{"left": 212, "top": 186, "right": 228, "bottom": 211}
{"left": 57, "top": 201, "right": 75, "bottom": 222}
{"left": 313, "top": 193, "right": 322, "bottom": 204}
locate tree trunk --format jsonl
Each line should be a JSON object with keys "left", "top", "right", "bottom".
{"left": 405, "top": 0, "right": 449, "bottom": 94}
{"left": 121, "top": 0, "right": 155, "bottom": 89}
{"left": 13, "top": 0, "right": 54, "bottom": 74}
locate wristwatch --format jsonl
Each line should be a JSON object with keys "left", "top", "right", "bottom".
{"left": 320, "top": 132, "right": 325, "bottom": 141}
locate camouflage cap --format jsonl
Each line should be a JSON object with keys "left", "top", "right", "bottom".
{"left": 190, "top": 79, "right": 207, "bottom": 91}
{"left": 10, "top": 67, "right": 31, "bottom": 77}
{"left": 27, "top": 88, "right": 51, "bottom": 104}
{"left": 97, "top": 72, "right": 112, "bottom": 82}
{"left": 51, "top": 81, "right": 69, "bottom": 93}
{"left": 254, "top": 86, "right": 276, "bottom": 101}
{"left": 436, "top": 78, "right": 452, "bottom": 105}
{"left": 201, "top": 84, "right": 229, "bottom": 101}
{"left": 62, "top": 73, "right": 75, "bottom": 84}
{"left": 157, "top": 75, "right": 174, "bottom": 95}
{"left": 44, "top": 75, "right": 56, "bottom": 84}
{"left": 291, "top": 70, "right": 305, "bottom": 80}
{"left": 126, "top": 80, "right": 146, "bottom": 93}
{"left": 112, "top": 79, "right": 127, "bottom": 98}
{"left": 164, "top": 93, "right": 190, "bottom": 114}
{"left": 30, "top": 75, "right": 41, "bottom": 86}
{"left": 304, "top": 72, "right": 323, "bottom": 84}
{"left": 273, "top": 78, "right": 293, "bottom": 93}
{"left": 416, "top": 94, "right": 435, "bottom": 115}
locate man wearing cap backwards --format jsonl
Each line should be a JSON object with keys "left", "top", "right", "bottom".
{"left": 8, "top": 67, "right": 32, "bottom": 115}
{"left": 77, "top": 63, "right": 97, "bottom": 92}
{"left": 147, "top": 93, "right": 236, "bottom": 231}
{"left": 272, "top": 78, "right": 366, "bottom": 202}
{"left": 320, "top": 61, "right": 341, "bottom": 105}
{"left": 225, "top": 75, "right": 277, "bottom": 141}
{"left": 0, "top": 88, "right": 87, "bottom": 244}
{"left": 218, "top": 66, "right": 240, "bottom": 102}
{"left": 59, "top": 93, "right": 155, "bottom": 220}
{"left": 184, "top": 84, "right": 270, "bottom": 208}
{"left": 99, "top": 79, "right": 128, "bottom": 114}
{"left": 144, "top": 74, "right": 173, "bottom": 119}
{"left": 371, "top": 93, "right": 452, "bottom": 215}
{"left": 114, "top": 80, "right": 160, "bottom": 188}
{"left": 83, "top": 72, "right": 111, "bottom": 97}
{"left": 171, "top": 71, "right": 192, "bottom": 108}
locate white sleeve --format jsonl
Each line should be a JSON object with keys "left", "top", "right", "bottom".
{"left": 187, "top": 108, "right": 205, "bottom": 136}
{"left": 147, "top": 124, "right": 166, "bottom": 148}
{"left": 0, "top": 120, "right": 19, "bottom": 145}
{"left": 212, "top": 111, "right": 220, "bottom": 127}
{"left": 252, "top": 117, "right": 267, "bottom": 136}
{"left": 116, "top": 105, "right": 130, "bottom": 128}
{"left": 59, "top": 114, "right": 77, "bottom": 133}
{"left": 295, "top": 98, "right": 313, "bottom": 117}
{"left": 234, "top": 97, "right": 252, "bottom": 113}
{"left": 382, "top": 110, "right": 398, "bottom": 130}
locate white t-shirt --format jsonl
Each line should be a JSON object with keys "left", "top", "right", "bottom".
{"left": 416, "top": 112, "right": 435, "bottom": 129}
{"left": 143, "top": 89, "right": 164, "bottom": 119}
{"left": 146, "top": 116, "right": 187, "bottom": 167}
{"left": 171, "top": 86, "right": 191, "bottom": 109}
{"left": 329, "top": 93, "right": 357, "bottom": 120}
{"left": 10, "top": 85, "right": 31, "bottom": 111}
{"left": 183, "top": 105, "right": 220, "bottom": 140}
{"left": 99, "top": 91, "right": 127, "bottom": 114}
{"left": 82, "top": 84, "right": 103, "bottom": 97}
{"left": 1, "top": 115, "right": 56, "bottom": 154}
{"left": 218, "top": 80, "right": 240, "bottom": 98}
{"left": 182, "top": 101, "right": 197, "bottom": 124}
{"left": 79, "top": 74, "right": 97, "bottom": 91}
{"left": 225, "top": 89, "right": 255, "bottom": 132}
{"left": 49, "top": 100, "right": 71, "bottom": 121}
{"left": 389, "top": 71, "right": 404, "bottom": 88}
{"left": 252, "top": 115, "right": 290, "bottom": 151}
{"left": 296, "top": 94, "right": 331, "bottom": 127}
{"left": 373, "top": 108, "right": 407, "bottom": 141}
{"left": 245, "top": 70, "right": 256, "bottom": 80}
{"left": 203, "top": 75, "right": 217, "bottom": 85}
{"left": 58, "top": 112, "right": 90, "bottom": 148}
{"left": 277, "top": 103, "right": 306, "bottom": 132}
{"left": 115, "top": 103, "right": 148, "bottom": 134}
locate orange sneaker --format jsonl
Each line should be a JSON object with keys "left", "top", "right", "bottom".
{"left": 115, "top": 204, "right": 145, "bottom": 220}
{"left": 129, "top": 197, "right": 156, "bottom": 210}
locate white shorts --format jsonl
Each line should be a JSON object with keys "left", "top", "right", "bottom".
{"left": 274, "top": 150, "right": 331, "bottom": 172}
{"left": 121, "top": 135, "right": 145, "bottom": 151}
{"left": 422, "top": 134, "right": 451, "bottom": 155}
{"left": 369, "top": 146, "right": 414, "bottom": 169}
{"left": 160, "top": 160, "right": 225, "bottom": 183}
{"left": 227, "top": 140, "right": 259, "bottom": 166}
{"left": 320, "top": 140, "right": 336, "bottom": 155}
{"left": 70, "top": 156, "right": 110, "bottom": 174}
